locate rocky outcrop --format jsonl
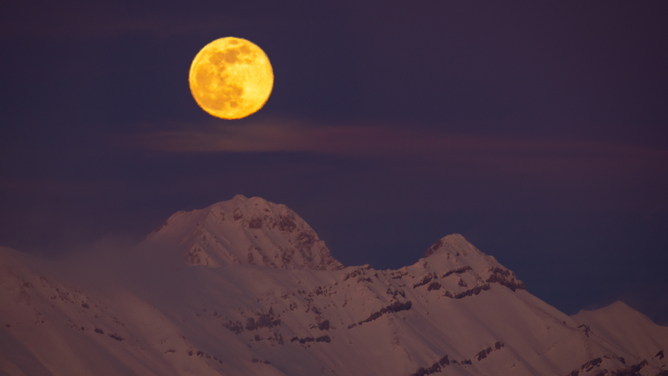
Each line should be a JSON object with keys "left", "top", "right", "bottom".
{"left": 448, "top": 284, "right": 491, "bottom": 299}
{"left": 566, "top": 358, "right": 649, "bottom": 376}
{"left": 443, "top": 266, "right": 472, "bottom": 278}
{"left": 485, "top": 267, "right": 525, "bottom": 291}
{"left": 409, "top": 342, "right": 505, "bottom": 376}
{"left": 475, "top": 342, "right": 505, "bottom": 361}
{"left": 409, "top": 355, "right": 451, "bottom": 376}
{"left": 348, "top": 301, "right": 412, "bottom": 329}
{"left": 290, "top": 335, "right": 331, "bottom": 344}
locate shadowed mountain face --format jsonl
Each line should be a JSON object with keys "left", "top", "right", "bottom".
{"left": 1, "top": 196, "right": 667, "bottom": 376}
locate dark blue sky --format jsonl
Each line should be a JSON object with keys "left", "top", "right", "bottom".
{"left": 1, "top": 1, "right": 667, "bottom": 324}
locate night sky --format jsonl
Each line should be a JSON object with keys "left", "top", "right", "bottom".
{"left": 1, "top": 1, "right": 667, "bottom": 325}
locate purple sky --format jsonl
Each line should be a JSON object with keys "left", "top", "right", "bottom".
{"left": 1, "top": 1, "right": 667, "bottom": 324}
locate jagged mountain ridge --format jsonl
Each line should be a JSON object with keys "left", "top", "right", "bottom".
{"left": 1, "top": 196, "right": 667, "bottom": 376}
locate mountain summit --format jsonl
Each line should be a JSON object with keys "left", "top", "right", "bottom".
{"left": 145, "top": 195, "right": 343, "bottom": 271}
{"left": 1, "top": 196, "right": 666, "bottom": 376}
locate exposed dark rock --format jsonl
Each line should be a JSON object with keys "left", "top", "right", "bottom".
{"left": 413, "top": 274, "right": 435, "bottom": 289}
{"left": 409, "top": 356, "right": 449, "bottom": 376}
{"left": 291, "top": 336, "right": 311, "bottom": 344}
{"left": 486, "top": 267, "right": 526, "bottom": 291}
{"left": 248, "top": 216, "right": 263, "bottom": 229}
{"left": 577, "top": 324, "right": 592, "bottom": 338}
{"left": 655, "top": 350, "right": 664, "bottom": 360}
{"left": 475, "top": 347, "right": 493, "bottom": 361}
{"left": 318, "top": 320, "right": 330, "bottom": 330}
{"left": 223, "top": 320, "right": 244, "bottom": 334}
{"left": 390, "top": 270, "right": 410, "bottom": 279}
{"left": 278, "top": 215, "right": 297, "bottom": 232}
{"left": 609, "top": 363, "right": 645, "bottom": 376}
{"left": 290, "top": 335, "right": 329, "bottom": 344}
{"left": 350, "top": 301, "right": 412, "bottom": 328}
{"left": 583, "top": 358, "right": 602, "bottom": 372}
{"left": 567, "top": 357, "right": 647, "bottom": 376}
{"left": 94, "top": 328, "right": 104, "bottom": 334}
{"left": 184, "top": 246, "right": 214, "bottom": 266}
{"left": 245, "top": 311, "right": 281, "bottom": 331}
{"left": 311, "top": 286, "right": 327, "bottom": 296}
{"left": 454, "top": 284, "right": 491, "bottom": 299}
{"left": 269, "top": 330, "right": 284, "bottom": 345}
{"left": 488, "top": 267, "right": 511, "bottom": 277}
{"left": 427, "top": 282, "right": 442, "bottom": 291}
{"left": 443, "top": 266, "right": 472, "bottom": 278}
{"left": 108, "top": 333, "right": 124, "bottom": 341}
{"left": 422, "top": 240, "right": 443, "bottom": 258}
{"left": 632, "top": 360, "right": 648, "bottom": 371}
{"left": 343, "top": 265, "right": 372, "bottom": 282}
{"left": 387, "top": 288, "right": 406, "bottom": 298}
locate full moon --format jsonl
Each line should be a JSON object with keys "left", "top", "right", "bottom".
{"left": 189, "top": 37, "right": 273, "bottom": 119}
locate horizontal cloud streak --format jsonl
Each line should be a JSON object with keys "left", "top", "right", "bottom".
{"left": 125, "top": 120, "right": 668, "bottom": 161}
{"left": 121, "top": 121, "right": 668, "bottom": 209}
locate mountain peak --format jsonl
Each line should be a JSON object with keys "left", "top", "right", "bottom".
{"left": 422, "top": 234, "right": 480, "bottom": 259}
{"left": 416, "top": 234, "right": 526, "bottom": 293}
{"left": 145, "top": 195, "right": 343, "bottom": 271}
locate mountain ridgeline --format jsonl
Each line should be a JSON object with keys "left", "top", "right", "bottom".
{"left": 1, "top": 195, "right": 666, "bottom": 376}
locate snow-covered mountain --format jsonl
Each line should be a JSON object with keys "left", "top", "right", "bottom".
{"left": 1, "top": 195, "right": 666, "bottom": 376}
{"left": 144, "top": 195, "right": 342, "bottom": 271}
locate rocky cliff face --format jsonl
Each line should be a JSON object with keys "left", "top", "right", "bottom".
{"left": 1, "top": 196, "right": 667, "bottom": 376}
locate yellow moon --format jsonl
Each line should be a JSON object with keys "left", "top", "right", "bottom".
{"left": 189, "top": 37, "right": 273, "bottom": 119}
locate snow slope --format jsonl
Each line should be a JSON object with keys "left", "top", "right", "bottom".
{"left": 571, "top": 301, "right": 668, "bottom": 374}
{"left": 1, "top": 195, "right": 666, "bottom": 376}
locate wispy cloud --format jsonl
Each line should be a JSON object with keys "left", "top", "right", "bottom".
{"left": 125, "top": 120, "right": 668, "bottom": 160}
{"left": 121, "top": 120, "right": 668, "bottom": 192}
